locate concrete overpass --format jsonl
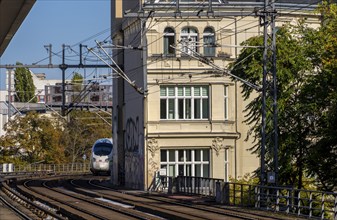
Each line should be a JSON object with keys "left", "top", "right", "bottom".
{"left": 0, "top": 0, "right": 36, "bottom": 57}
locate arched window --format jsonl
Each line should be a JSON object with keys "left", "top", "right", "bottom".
{"left": 164, "top": 27, "right": 175, "bottom": 56}
{"left": 180, "top": 27, "right": 198, "bottom": 55}
{"left": 203, "top": 27, "right": 215, "bottom": 56}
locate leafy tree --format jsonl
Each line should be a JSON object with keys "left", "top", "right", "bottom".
{"left": 300, "top": 2, "right": 337, "bottom": 191}
{"left": 230, "top": 25, "right": 314, "bottom": 188}
{"left": 72, "top": 72, "right": 83, "bottom": 92}
{"left": 0, "top": 109, "right": 112, "bottom": 167}
{"left": 14, "top": 62, "right": 37, "bottom": 102}
{"left": 62, "top": 110, "right": 111, "bottom": 164}
{"left": 230, "top": 1, "right": 337, "bottom": 191}
{"left": 0, "top": 112, "right": 65, "bottom": 164}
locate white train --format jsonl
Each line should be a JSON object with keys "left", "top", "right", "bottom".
{"left": 90, "top": 138, "right": 113, "bottom": 175}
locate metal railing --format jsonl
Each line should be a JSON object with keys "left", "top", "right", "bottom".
{"left": 173, "top": 176, "right": 337, "bottom": 220}
{"left": 176, "top": 176, "right": 223, "bottom": 196}
{"left": 0, "top": 163, "right": 90, "bottom": 175}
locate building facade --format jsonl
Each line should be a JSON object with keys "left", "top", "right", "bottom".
{"left": 111, "top": 0, "right": 321, "bottom": 189}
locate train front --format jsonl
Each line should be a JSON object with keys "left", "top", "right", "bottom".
{"left": 90, "top": 139, "right": 113, "bottom": 174}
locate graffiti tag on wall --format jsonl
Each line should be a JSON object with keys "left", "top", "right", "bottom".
{"left": 125, "top": 116, "right": 144, "bottom": 153}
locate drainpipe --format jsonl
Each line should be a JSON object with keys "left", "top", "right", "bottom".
{"left": 141, "top": 17, "right": 149, "bottom": 190}
{"left": 217, "top": 16, "right": 239, "bottom": 180}
{"left": 234, "top": 17, "right": 238, "bottom": 180}
{"left": 234, "top": 81, "right": 241, "bottom": 180}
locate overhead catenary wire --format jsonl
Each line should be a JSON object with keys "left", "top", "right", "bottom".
{"left": 112, "top": 0, "right": 326, "bottom": 99}
{"left": 2, "top": 1, "right": 321, "bottom": 107}
{"left": 114, "top": 0, "right": 325, "bottom": 86}
{"left": 86, "top": 43, "right": 144, "bottom": 95}
{"left": 170, "top": 43, "right": 262, "bottom": 91}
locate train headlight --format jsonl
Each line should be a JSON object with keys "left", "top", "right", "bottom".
{"left": 93, "top": 158, "right": 96, "bottom": 162}
{"left": 105, "top": 158, "right": 109, "bottom": 162}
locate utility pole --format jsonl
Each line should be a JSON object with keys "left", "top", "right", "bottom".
{"left": 61, "top": 44, "right": 67, "bottom": 116}
{"left": 7, "top": 68, "right": 13, "bottom": 118}
{"left": 44, "top": 44, "right": 52, "bottom": 66}
{"left": 258, "top": 0, "right": 278, "bottom": 185}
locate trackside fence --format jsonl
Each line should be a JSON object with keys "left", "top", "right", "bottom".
{"left": 0, "top": 163, "right": 90, "bottom": 175}
{"left": 174, "top": 176, "right": 337, "bottom": 220}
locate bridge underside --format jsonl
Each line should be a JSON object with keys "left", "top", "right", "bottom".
{"left": 0, "top": 101, "right": 112, "bottom": 116}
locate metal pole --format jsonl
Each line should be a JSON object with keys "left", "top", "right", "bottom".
{"left": 61, "top": 44, "right": 66, "bottom": 116}
{"left": 261, "top": 0, "right": 268, "bottom": 185}
{"left": 7, "top": 69, "right": 12, "bottom": 118}
{"left": 48, "top": 44, "right": 52, "bottom": 65}
{"left": 271, "top": 0, "right": 278, "bottom": 186}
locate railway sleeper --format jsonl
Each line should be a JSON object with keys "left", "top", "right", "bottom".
{"left": 1, "top": 181, "right": 67, "bottom": 220}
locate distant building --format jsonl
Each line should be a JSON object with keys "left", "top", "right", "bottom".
{"left": 4, "top": 69, "right": 62, "bottom": 103}
{"left": 31, "top": 72, "right": 61, "bottom": 103}
{"left": 45, "top": 82, "right": 113, "bottom": 110}
{"left": 0, "top": 69, "right": 112, "bottom": 136}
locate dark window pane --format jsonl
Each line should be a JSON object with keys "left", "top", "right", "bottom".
{"left": 178, "top": 150, "right": 184, "bottom": 161}
{"left": 195, "top": 164, "right": 201, "bottom": 177}
{"left": 161, "top": 150, "right": 167, "bottom": 162}
{"left": 202, "top": 99, "right": 209, "bottom": 118}
{"left": 178, "top": 99, "right": 184, "bottom": 119}
{"left": 160, "top": 99, "right": 167, "bottom": 119}
{"left": 169, "top": 150, "right": 175, "bottom": 162}
{"left": 164, "top": 27, "right": 175, "bottom": 55}
{"left": 203, "top": 149, "right": 209, "bottom": 161}
{"left": 178, "top": 164, "right": 184, "bottom": 176}
{"left": 168, "top": 99, "right": 175, "bottom": 119}
{"left": 185, "top": 99, "right": 191, "bottom": 119}
{"left": 203, "top": 164, "right": 210, "bottom": 178}
{"left": 195, "top": 149, "right": 201, "bottom": 161}
{"left": 204, "top": 35, "right": 215, "bottom": 56}
{"left": 194, "top": 99, "right": 201, "bottom": 119}
{"left": 164, "top": 37, "right": 169, "bottom": 55}
{"left": 186, "top": 150, "right": 191, "bottom": 161}
{"left": 168, "top": 36, "right": 175, "bottom": 54}
{"left": 186, "top": 164, "right": 192, "bottom": 176}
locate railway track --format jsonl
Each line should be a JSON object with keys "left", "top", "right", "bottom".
{"left": 72, "top": 177, "right": 298, "bottom": 220}
{"left": 17, "top": 177, "right": 161, "bottom": 219}
{"left": 0, "top": 191, "right": 32, "bottom": 220}
{"left": 1, "top": 174, "right": 302, "bottom": 220}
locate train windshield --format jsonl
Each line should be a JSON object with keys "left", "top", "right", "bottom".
{"left": 93, "top": 143, "right": 112, "bottom": 156}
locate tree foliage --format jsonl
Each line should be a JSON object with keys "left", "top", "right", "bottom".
{"left": 62, "top": 110, "right": 112, "bottom": 163}
{"left": 0, "top": 110, "right": 112, "bottom": 166}
{"left": 0, "top": 112, "right": 65, "bottom": 164}
{"left": 230, "top": 1, "right": 337, "bottom": 191}
{"left": 302, "top": 2, "right": 337, "bottom": 191}
{"left": 72, "top": 72, "right": 83, "bottom": 92}
{"left": 14, "top": 62, "right": 37, "bottom": 103}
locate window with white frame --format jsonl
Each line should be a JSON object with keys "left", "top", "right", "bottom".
{"left": 163, "top": 27, "right": 175, "bottom": 56}
{"left": 160, "top": 149, "right": 210, "bottom": 177}
{"left": 203, "top": 27, "right": 215, "bottom": 56}
{"left": 224, "top": 85, "right": 228, "bottom": 120}
{"left": 180, "top": 27, "right": 198, "bottom": 55}
{"left": 160, "top": 85, "right": 209, "bottom": 120}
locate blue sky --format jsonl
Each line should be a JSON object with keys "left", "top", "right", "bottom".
{"left": 0, "top": 0, "right": 111, "bottom": 89}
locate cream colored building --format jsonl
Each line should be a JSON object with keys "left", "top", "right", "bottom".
{"left": 111, "top": 0, "right": 321, "bottom": 189}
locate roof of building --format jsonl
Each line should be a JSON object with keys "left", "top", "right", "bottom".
{"left": 0, "top": 0, "right": 36, "bottom": 57}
